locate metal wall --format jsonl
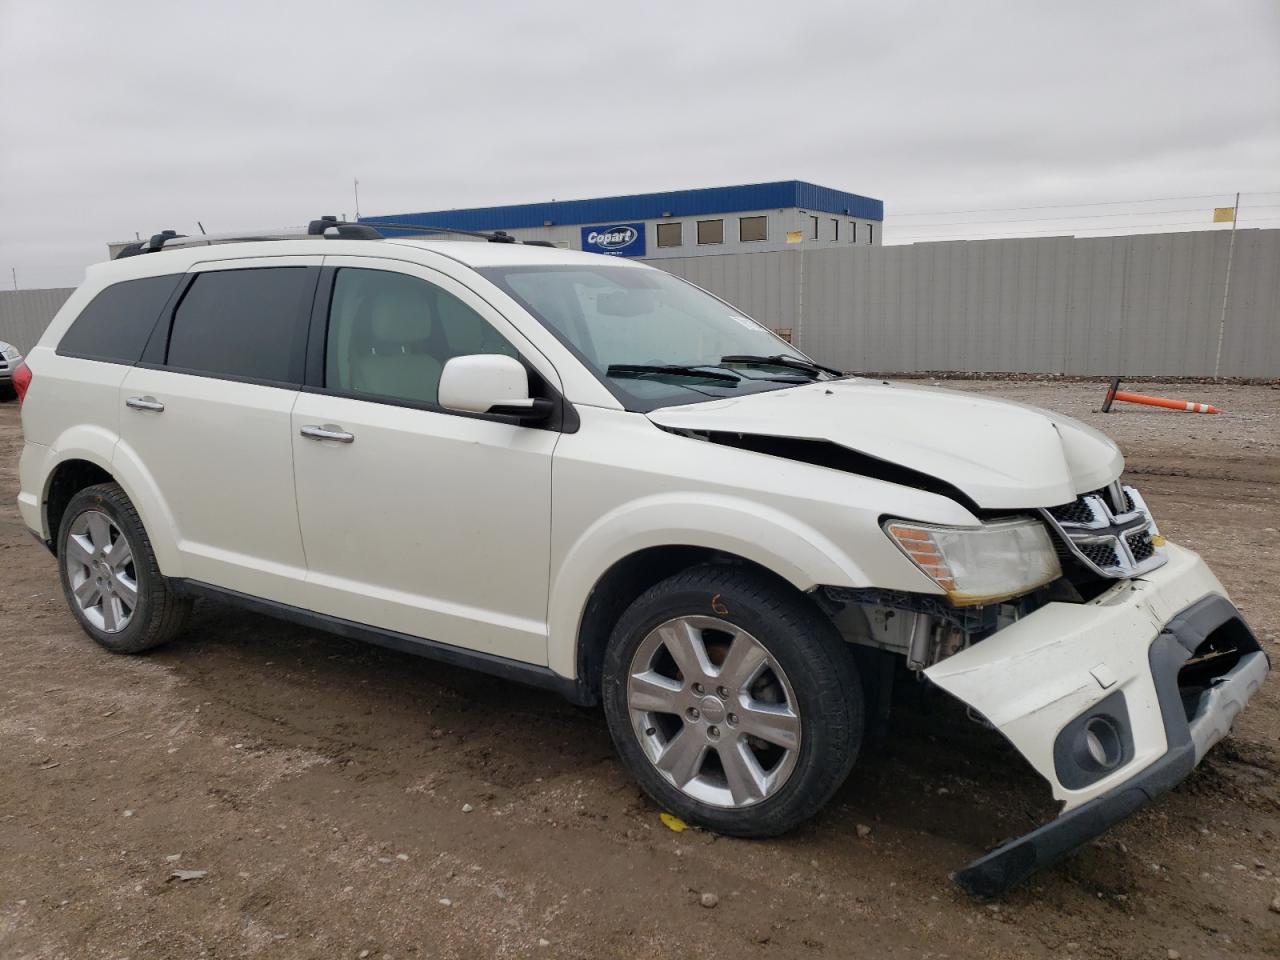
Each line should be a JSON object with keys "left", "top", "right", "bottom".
{"left": 652, "top": 229, "right": 1280, "bottom": 378}
{"left": 0, "top": 287, "right": 74, "bottom": 354}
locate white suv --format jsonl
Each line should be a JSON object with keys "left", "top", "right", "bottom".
{"left": 15, "top": 222, "right": 1267, "bottom": 897}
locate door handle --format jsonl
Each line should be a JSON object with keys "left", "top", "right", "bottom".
{"left": 126, "top": 395, "right": 165, "bottom": 412}
{"left": 300, "top": 424, "right": 355, "bottom": 444}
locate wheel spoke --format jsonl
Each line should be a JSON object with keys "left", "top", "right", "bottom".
{"left": 715, "top": 631, "right": 768, "bottom": 692}
{"left": 65, "top": 534, "right": 96, "bottom": 570}
{"left": 655, "top": 727, "right": 708, "bottom": 787}
{"left": 628, "top": 670, "right": 684, "bottom": 715}
{"left": 101, "top": 594, "right": 120, "bottom": 632}
{"left": 112, "top": 571, "right": 138, "bottom": 611}
{"left": 738, "top": 702, "right": 801, "bottom": 750}
{"left": 86, "top": 513, "right": 112, "bottom": 554}
{"left": 658, "top": 620, "right": 712, "bottom": 684}
{"left": 720, "top": 739, "right": 768, "bottom": 805}
{"left": 105, "top": 536, "right": 132, "bottom": 572}
{"left": 73, "top": 576, "right": 101, "bottom": 607}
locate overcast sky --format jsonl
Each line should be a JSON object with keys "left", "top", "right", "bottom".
{"left": 2, "top": 0, "right": 1277, "bottom": 288}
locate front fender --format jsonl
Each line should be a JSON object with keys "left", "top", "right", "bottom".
{"left": 548, "top": 492, "right": 890, "bottom": 678}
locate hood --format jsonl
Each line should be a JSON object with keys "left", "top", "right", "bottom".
{"left": 647, "top": 379, "right": 1123, "bottom": 510}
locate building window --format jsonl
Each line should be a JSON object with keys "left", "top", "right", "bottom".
{"left": 849, "top": 221, "right": 857, "bottom": 243}
{"left": 810, "top": 216, "right": 819, "bottom": 239}
{"left": 868, "top": 223, "right": 875, "bottom": 244}
{"left": 656, "top": 222, "right": 683, "bottom": 248}
{"left": 697, "top": 219, "right": 724, "bottom": 245}
{"left": 739, "top": 216, "right": 767, "bottom": 242}
{"left": 831, "top": 219, "right": 839, "bottom": 241}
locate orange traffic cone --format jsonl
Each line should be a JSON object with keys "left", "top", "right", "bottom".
{"left": 1102, "top": 378, "right": 1223, "bottom": 414}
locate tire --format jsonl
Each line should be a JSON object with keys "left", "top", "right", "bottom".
{"left": 0, "top": 383, "right": 15, "bottom": 402}
{"left": 602, "top": 565, "right": 863, "bottom": 837}
{"left": 56, "top": 482, "right": 192, "bottom": 654}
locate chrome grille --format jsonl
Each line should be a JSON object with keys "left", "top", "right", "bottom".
{"left": 1040, "top": 481, "right": 1166, "bottom": 578}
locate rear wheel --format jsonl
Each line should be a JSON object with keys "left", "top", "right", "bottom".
{"left": 57, "top": 482, "right": 192, "bottom": 653}
{"left": 602, "top": 566, "right": 863, "bottom": 837}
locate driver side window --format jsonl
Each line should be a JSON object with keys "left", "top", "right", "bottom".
{"left": 325, "top": 268, "right": 517, "bottom": 407}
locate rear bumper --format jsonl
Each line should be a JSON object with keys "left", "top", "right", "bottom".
{"left": 952, "top": 593, "right": 1266, "bottom": 897}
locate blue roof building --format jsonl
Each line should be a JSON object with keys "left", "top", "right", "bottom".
{"left": 362, "top": 180, "right": 884, "bottom": 259}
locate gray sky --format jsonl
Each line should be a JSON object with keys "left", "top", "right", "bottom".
{"left": 2, "top": 0, "right": 1278, "bottom": 288}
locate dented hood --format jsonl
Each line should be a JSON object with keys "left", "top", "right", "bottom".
{"left": 647, "top": 379, "right": 1124, "bottom": 510}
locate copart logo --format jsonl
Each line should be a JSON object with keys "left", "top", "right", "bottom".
{"left": 587, "top": 226, "right": 638, "bottom": 249}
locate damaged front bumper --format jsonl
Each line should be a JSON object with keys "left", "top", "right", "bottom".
{"left": 924, "top": 543, "right": 1268, "bottom": 898}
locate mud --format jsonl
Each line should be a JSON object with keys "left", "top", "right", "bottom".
{"left": 1, "top": 380, "right": 1276, "bottom": 959}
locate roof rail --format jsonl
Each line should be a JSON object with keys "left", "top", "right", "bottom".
{"left": 113, "top": 216, "right": 382, "bottom": 259}
{"left": 112, "top": 215, "right": 559, "bottom": 260}
{"left": 360, "top": 221, "right": 560, "bottom": 247}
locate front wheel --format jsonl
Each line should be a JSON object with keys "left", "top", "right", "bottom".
{"left": 602, "top": 566, "right": 863, "bottom": 837}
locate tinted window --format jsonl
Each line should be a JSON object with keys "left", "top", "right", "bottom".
{"left": 166, "top": 268, "right": 311, "bottom": 383}
{"left": 57, "top": 274, "right": 183, "bottom": 363}
{"left": 325, "top": 268, "right": 516, "bottom": 407}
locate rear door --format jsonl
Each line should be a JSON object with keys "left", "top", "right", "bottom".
{"left": 289, "top": 257, "right": 561, "bottom": 663}
{"left": 115, "top": 257, "right": 319, "bottom": 605}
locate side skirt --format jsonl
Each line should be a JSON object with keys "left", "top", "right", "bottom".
{"left": 168, "top": 579, "right": 592, "bottom": 705}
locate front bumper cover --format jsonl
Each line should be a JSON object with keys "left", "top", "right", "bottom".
{"left": 951, "top": 593, "right": 1267, "bottom": 898}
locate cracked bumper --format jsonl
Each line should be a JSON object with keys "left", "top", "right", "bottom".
{"left": 924, "top": 543, "right": 1268, "bottom": 898}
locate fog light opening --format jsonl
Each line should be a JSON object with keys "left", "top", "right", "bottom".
{"left": 1083, "top": 716, "right": 1122, "bottom": 770}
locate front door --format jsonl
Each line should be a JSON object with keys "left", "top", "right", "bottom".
{"left": 290, "top": 257, "right": 560, "bottom": 663}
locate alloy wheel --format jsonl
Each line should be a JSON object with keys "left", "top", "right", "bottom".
{"left": 64, "top": 510, "right": 138, "bottom": 634}
{"left": 626, "top": 615, "right": 801, "bottom": 808}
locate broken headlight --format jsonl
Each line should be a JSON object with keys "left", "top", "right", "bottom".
{"left": 883, "top": 517, "right": 1061, "bottom": 607}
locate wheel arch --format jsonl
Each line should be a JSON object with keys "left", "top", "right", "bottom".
{"left": 562, "top": 543, "right": 835, "bottom": 707}
{"left": 549, "top": 493, "right": 873, "bottom": 692}
{"left": 39, "top": 437, "right": 183, "bottom": 575}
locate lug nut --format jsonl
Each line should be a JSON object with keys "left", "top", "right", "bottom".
{"left": 716, "top": 686, "right": 730, "bottom": 700}
{"left": 727, "top": 713, "right": 739, "bottom": 725}
{"left": 686, "top": 707, "right": 700, "bottom": 721}
{"left": 692, "top": 682, "right": 705, "bottom": 695}
{"left": 707, "top": 725, "right": 720, "bottom": 740}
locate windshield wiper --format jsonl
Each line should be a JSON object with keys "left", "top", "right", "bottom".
{"left": 607, "top": 364, "right": 742, "bottom": 384}
{"left": 719, "top": 354, "right": 844, "bottom": 378}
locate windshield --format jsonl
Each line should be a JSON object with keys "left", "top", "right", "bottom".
{"left": 478, "top": 264, "right": 829, "bottom": 411}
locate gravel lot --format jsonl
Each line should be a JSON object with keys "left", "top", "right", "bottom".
{"left": 1, "top": 379, "right": 1277, "bottom": 960}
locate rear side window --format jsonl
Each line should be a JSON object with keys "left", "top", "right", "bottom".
{"left": 166, "top": 267, "right": 311, "bottom": 384}
{"left": 57, "top": 274, "right": 183, "bottom": 363}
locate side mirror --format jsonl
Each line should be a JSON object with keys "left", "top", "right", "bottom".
{"left": 438, "top": 354, "right": 554, "bottom": 422}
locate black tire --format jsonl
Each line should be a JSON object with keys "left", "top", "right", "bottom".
{"left": 602, "top": 565, "right": 863, "bottom": 837}
{"left": 0, "top": 383, "right": 15, "bottom": 402}
{"left": 56, "top": 482, "right": 192, "bottom": 654}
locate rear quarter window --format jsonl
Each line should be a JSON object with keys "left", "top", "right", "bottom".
{"left": 56, "top": 274, "right": 184, "bottom": 363}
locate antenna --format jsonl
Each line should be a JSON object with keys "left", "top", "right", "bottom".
{"left": 353, "top": 177, "right": 361, "bottom": 220}
{"left": 197, "top": 221, "right": 207, "bottom": 235}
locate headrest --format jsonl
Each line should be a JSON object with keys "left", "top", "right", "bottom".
{"left": 436, "top": 291, "right": 483, "bottom": 353}
{"left": 369, "top": 284, "right": 430, "bottom": 343}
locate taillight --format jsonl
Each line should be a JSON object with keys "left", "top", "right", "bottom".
{"left": 12, "top": 360, "right": 32, "bottom": 405}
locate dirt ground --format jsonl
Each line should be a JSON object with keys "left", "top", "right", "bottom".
{"left": 1, "top": 380, "right": 1277, "bottom": 960}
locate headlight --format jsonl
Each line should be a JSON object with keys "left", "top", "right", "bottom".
{"left": 884, "top": 517, "right": 1062, "bottom": 606}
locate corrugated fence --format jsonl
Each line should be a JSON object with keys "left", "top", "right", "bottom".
{"left": 0, "top": 288, "right": 74, "bottom": 354}
{"left": 654, "top": 229, "right": 1280, "bottom": 377}
{"left": 2, "top": 229, "right": 1277, "bottom": 376}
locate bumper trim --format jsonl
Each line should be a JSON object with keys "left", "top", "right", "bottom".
{"left": 953, "top": 594, "right": 1265, "bottom": 899}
